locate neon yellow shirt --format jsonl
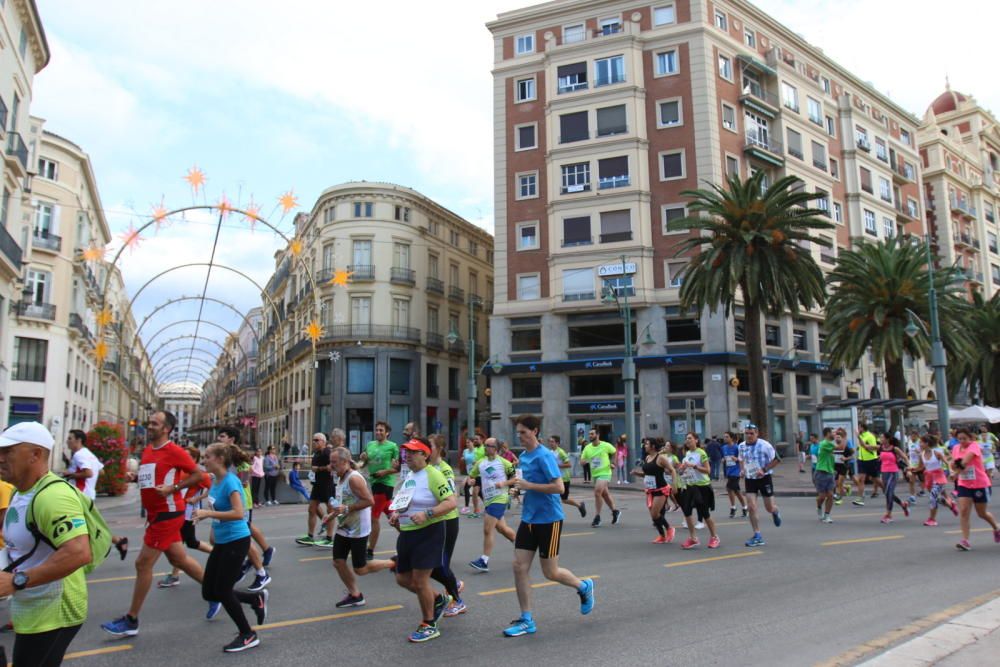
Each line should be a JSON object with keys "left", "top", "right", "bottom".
{"left": 471, "top": 456, "right": 514, "bottom": 506}
{"left": 581, "top": 441, "right": 616, "bottom": 478}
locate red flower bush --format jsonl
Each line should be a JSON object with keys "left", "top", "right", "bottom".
{"left": 88, "top": 421, "right": 129, "bottom": 496}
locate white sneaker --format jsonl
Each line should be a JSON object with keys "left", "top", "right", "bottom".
{"left": 694, "top": 521, "right": 705, "bottom": 530}
{"left": 822, "top": 515, "right": 834, "bottom": 523}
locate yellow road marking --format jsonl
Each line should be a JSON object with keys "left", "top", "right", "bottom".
{"left": 255, "top": 604, "right": 403, "bottom": 630}
{"left": 821, "top": 535, "right": 904, "bottom": 546}
{"left": 664, "top": 552, "right": 761, "bottom": 568}
{"left": 562, "top": 531, "right": 594, "bottom": 537}
{"left": 299, "top": 549, "right": 394, "bottom": 562}
{"left": 64, "top": 644, "right": 133, "bottom": 661}
{"left": 944, "top": 527, "right": 992, "bottom": 534}
{"left": 815, "top": 589, "right": 1000, "bottom": 667}
{"left": 478, "top": 574, "right": 600, "bottom": 597}
{"left": 88, "top": 571, "right": 169, "bottom": 584}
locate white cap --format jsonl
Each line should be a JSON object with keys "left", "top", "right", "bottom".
{"left": 0, "top": 421, "right": 55, "bottom": 450}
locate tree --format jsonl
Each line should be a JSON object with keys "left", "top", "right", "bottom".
{"left": 949, "top": 290, "right": 1000, "bottom": 405}
{"left": 669, "top": 172, "right": 834, "bottom": 439}
{"left": 824, "top": 236, "right": 973, "bottom": 405}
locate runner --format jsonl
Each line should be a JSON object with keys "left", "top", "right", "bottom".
{"left": 979, "top": 424, "right": 997, "bottom": 480}
{"left": 220, "top": 428, "right": 273, "bottom": 590}
{"left": 426, "top": 435, "right": 466, "bottom": 617}
{"left": 878, "top": 434, "right": 910, "bottom": 523}
{"left": 853, "top": 423, "right": 883, "bottom": 506}
{"left": 905, "top": 430, "right": 924, "bottom": 502}
{"left": 193, "top": 443, "right": 268, "bottom": 652}
{"left": 294, "top": 433, "right": 335, "bottom": 547}
{"left": 664, "top": 441, "right": 683, "bottom": 512}
{"left": 358, "top": 421, "right": 400, "bottom": 560}
{"left": 833, "top": 428, "right": 853, "bottom": 506}
{"left": 158, "top": 446, "right": 213, "bottom": 593}
{"left": 738, "top": 424, "right": 782, "bottom": 547}
{"left": 0, "top": 422, "right": 94, "bottom": 665}
{"left": 327, "top": 447, "right": 379, "bottom": 608}
{"left": 468, "top": 438, "right": 516, "bottom": 573}
{"left": 387, "top": 438, "right": 456, "bottom": 642}
{"left": 814, "top": 428, "right": 836, "bottom": 523}
{"left": 633, "top": 437, "right": 675, "bottom": 543}
{"left": 546, "top": 435, "right": 586, "bottom": 517}
{"left": 580, "top": 429, "right": 621, "bottom": 528}
{"left": 503, "top": 415, "right": 594, "bottom": 638}
{"left": 460, "top": 438, "right": 480, "bottom": 516}
{"left": 62, "top": 428, "right": 103, "bottom": 499}
{"left": 911, "top": 434, "right": 958, "bottom": 526}
{"left": 677, "top": 432, "right": 719, "bottom": 549}
{"left": 950, "top": 427, "right": 1000, "bottom": 551}
{"left": 102, "top": 410, "right": 206, "bottom": 638}
{"left": 721, "top": 432, "right": 747, "bottom": 518}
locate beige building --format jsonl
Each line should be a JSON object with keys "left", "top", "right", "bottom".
{"left": 159, "top": 381, "right": 202, "bottom": 443}
{"left": 486, "top": 0, "right": 932, "bottom": 446}
{"left": 253, "top": 182, "right": 494, "bottom": 453}
{"left": 0, "top": 0, "right": 48, "bottom": 428}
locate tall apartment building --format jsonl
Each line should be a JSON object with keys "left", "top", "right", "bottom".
{"left": 254, "top": 182, "right": 493, "bottom": 453}
{"left": 160, "top": 382, "right": 201, "bottom": 442}
{"left": 487, "top": 0, "right": 931, "bottom": 447}
{"left": 0, "top": 0, "right": 48, "bottom": 427}
{"left": 234, "top": 306, "right": 262, "bottom": 444}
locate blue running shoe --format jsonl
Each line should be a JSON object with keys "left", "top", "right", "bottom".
{"left": 262, "top": 546, "right": 276, "bottom": 567}
{"left": 503, "top": 616, "right": 537, "bottom": 637}
{"left": 408, "top": 623, "right": 441, "bottom": 643}
{"left": 206, "top": 601, "right": 222, "bottom": 620}
{"left": 432, "top": 594, "right": 450, "bottom": 624}
{"left": 578, "top": 578, "right": 595, "bottom": 615}
{"left": 469, "top": 557, "right": 489, "bottom": 572}
{"left": 745, "top": 534, "right": 766, "bottom": 547}
{"left": 772, "top": 510, "right": 782, "bottom": 527}
{"left": 102, "top": 615, "right": 139, "bottom": 637}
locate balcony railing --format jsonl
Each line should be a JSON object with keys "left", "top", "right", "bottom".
{"left": 561, "top": 182, "right": 590, "bottom": 194}
{"left": 69, "top": 312, "right": 92, "bottom": 341}
{"left": 740, "top": 80, "right": 780, "bottom": 108}
{"left": 390, "top": 267, "right": 416, "bottom": 285}
{"left": 744, "top": 129, "right": 783, "bottom": 155}
{"left": 598, "top": 175, "right": 630, "bottom": 190}
{"left": 426, "top": 276, "right": 444, "bottom": 294}
{"left": 599, "top": 231, "right": 633, "bottom": 243}
{"left": 0, "top": 223, "right": 22, "bottom": 269}
{"left": 347, "top": 264, "right": 375, "bottom": 281}
{"left": 321, "top": 324, "right": 421, "bottom": 344}
{"left": 15, "top": 301, "right": 56, "bottom": 321}
{"left": 30, "top": 230, "right": 61, "bottom": 253}
{"left": 557, "top": 79, "right": 588, "bottom": 94}
{"left": 448, "top": 337, "right": 466, "bottom": 354}
{"left": 448, "top": 285, "right": 465, "bottom": 302}
{"left": 426, "top": 332, "right": 444, "bottom": 350}
{"left": 6, "top": 132, "right": 27, "bottom": 170}
{"left": 856, "top": 138, "right": 871, "bottom": 152}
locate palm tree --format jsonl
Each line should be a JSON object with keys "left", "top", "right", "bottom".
{"left": 669, "top": 171, "right": 834, "bottom": 439}
{"left": 950, "top": 290, "right": 1000, "bottom": 405}
{"left": 824, "top": 235, "right": 973, "bottom": 403}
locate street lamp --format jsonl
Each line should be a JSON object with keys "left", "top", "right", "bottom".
{"left": 764, "top": 347, "right": 799, "bottom": 444}
{"left": 448, "top": 295, "right": 484, "bottom": 449}
{"left": 601, "top": 254, "right": 640, "bottom": 464}
{"left": 906, "top": 251, "right": 949, "bottom": 436}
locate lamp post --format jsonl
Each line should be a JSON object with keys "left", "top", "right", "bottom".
{"left": 764, "top": 347, "right": 799, "bottom": 444}
{"left": 905, "top": 236, "right": 949, "bottom": 436}
{"left": 448, "top": 295, "right": 483, "bottom": 449}
{"left": 601, "top": 254, "right": 643, "bottom": 464}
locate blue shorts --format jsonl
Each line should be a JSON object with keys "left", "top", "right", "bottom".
{"left": 484, "top": 502, "right": 507, "bottom": 519}
{"left": 957, "top": 486, "right": 990, "bottom": 503}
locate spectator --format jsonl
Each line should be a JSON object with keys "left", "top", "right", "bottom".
{"left": 615, "top": 437, "right": 629, "bottom": 484}
{"left": 262, "top": 446, "right": 281, "bottom": 505}
{"left": 706, "top": 436, "right": 723, "bottom": 481}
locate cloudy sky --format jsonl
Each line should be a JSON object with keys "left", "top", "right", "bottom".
{"left": 32, "top": 0, "right": 996, "bottom": 387}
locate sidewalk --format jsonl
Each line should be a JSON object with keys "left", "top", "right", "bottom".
{"left": 95, "top": 483, "right": 139, "bottom": 512}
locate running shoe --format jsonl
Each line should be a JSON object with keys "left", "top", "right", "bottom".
{"left": 741, "top": 508, "right": 748, "bottom": 518}
{"left": 918, "top": 490, "right": 926, "bottom": 496}
{"left": 577, "top": 578, "right": 595, "bottom": 615}
{"left": 653, "top": 535, "right": 667, "bottom": 544}
{"left": 503, "top": 616, "right": 537, "bottom": 637}
{"left": 902, "top": 502, "right": 910, "bottom": 517}
{"left": 707, "top": 536, "right": 721, "bottom": 549}
{"left": 852, "top": 499, "right": 865, "bottom": 507}
{"left": 772, "top": 510, "right": 782, "bottom": 527}
{"left": 822, "top": 515, "right": 834, "bottom": 524}
{"left": 223, "top": 632, "right": 260, "bottom": 652}
{"left": 908, "top": 495, "right": 917, "bottom": 504}
{"left": 313, "top": 537, "right": 334, "bottom": 548}
{"left": 335, "top": 593, "right": 366, "bottom": 608}
{"left": 115, "top": 537, "right": 129, "bottom": 561}
{"left": 408, "top": 623, "right": 441, "bottom": 642}
{"left": 460, "top": 507, "right": 471, "bottom": 515}
{"left": 994, "top": 529, "right": 1000, "bottom": 544}
{"left": 443, "top": 599, "right": 468, "bottom": 617}
{"left": 469, "top": 557, "right": 489, "bottom": 572}
{"left": 432, "top": 594, "right": 450, "bottom": 624}
{"left": 253, "top": 589, "right": 269, "bottom": 625}
{"left": 578, "top": 502, "right": 587, "bottom": 518}
{"left": 880, "top": 515, "right": 893, "bottom": 524}
{"left": 262, "top": 546, "right": 276, "bottom": 567}
{"left": 817, "top": 507, "right": 824, "bottom": 519}
{"left": 950, "top": 503, "right": 960, "bottom": 517}
{"left": 469, "top": 512, "right": 481, "bottom": 519}
{"left": 366, "top": 548, "right": 375, "bottom": 560}
{"left": 745, "top": 534, "right": 766, "bottom": 547}
{"left": 157, "top": 574, "right": 180, "bottom": 588}
{"left": 956, "top": 539, "right": 972, "bottom": 551}
{"left": 681, "top": 537, "right": 699, "bottom": 550}
{"left": 101, "top": 615, "right": 139, "bottom": 637}
{"left": 248, "top": 573, "right": 272, "bottom": 592}
{"left": 273, "top": 500, "right": 280, "bottom": 505}
{"left": 694, "top": 521, "right": 705, "bottom": 530}
{"left": 295, "top": 534, "right": 316, "bottom": 546}
{"left": 729, "top": 507, "right": 736, "bottom": 519}
{"left": 923, "top": 519, "right": 938, "bottom": 527}
{"left": 611, "top": 509, "right": 622, "bottom": 525}
{"left": 591, "top": 515, "right": 601, "bottom": 528}
{"left": 834, "top": 498, "right": 844, "bottom": 506}
{"left": 664, "top": 526, "right": 676, "bottom": 543}
{"left": 206, "top": 602, "right": 222, "bottom": 620}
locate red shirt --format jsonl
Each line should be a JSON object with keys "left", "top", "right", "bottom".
{"left": 139, "top": 441, "right": 197, "bottom": 517}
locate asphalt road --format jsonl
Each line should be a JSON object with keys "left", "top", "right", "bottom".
{"left": 23, "top": 486, "right": 1000, "bottom": 666}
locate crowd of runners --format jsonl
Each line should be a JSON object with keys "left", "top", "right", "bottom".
{"left": 0, "top": 413, "right": 997, "bottom": 662}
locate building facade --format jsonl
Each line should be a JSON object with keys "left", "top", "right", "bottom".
{"left": 486, "top": 0, "right": 931, "bottom": 449}
{"left": 254, "top": 182, "right": 494, "bottom": 454}
{"left": 159, "top": 381, "right": 201, "bottom": 443}
{"left": 0, "top": 0, "right": 48, "bottom": 428}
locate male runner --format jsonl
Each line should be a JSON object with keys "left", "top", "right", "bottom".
{"left": 358, "top": 421, "right": 399, "bottom": 559}
{"left": 580, "top": 429, "right": 621, "bottom": 527}
{"left": 467, "top": 439, "right": 516, "bottom": 572}
{"left": 721, "top": 432, "right": 747, "bottom": 518}
{"left": 295, "top": 433, "right": 335, "bottom": 547}
{"left": 853, "top": 423, "right": 883, "bottom": 505}
{"left": 327, "top": 447, "right": 383, "bottom": 608}
{"left": 63, "top": 429, "right": 103, "bottom": 499}
{"left": 814, "top": 427, "right": 836, "bottom": 523}
{"left": 546, "top": 436, "right": 586, "bottom": 518}
{"left": 738, "top": 424, "right": 782, "bottom": 547}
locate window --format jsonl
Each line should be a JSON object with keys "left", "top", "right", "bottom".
{"left": 557, "top": 62, "right": 587, "bottom": 93}
{"left": 323, "top": 206, "right": 336, "bottom": 223}
{"left": 351, "top": 296, "right": 372, "bottom": 324}
{"left": 859, "top": 167, "right": 872, "bottom": 193}
{"left": 781, "top": 82, "right": 799, "bottom": 112}
{"left": 595, "top": 55, "right": 625, "bottom": 87}
{"left": 346, "top": 358, "right": 374, "bottom": 394}
{"left": 393, "top": 242, "right": 410, "bottom": 269}
{"left": 428, "top": 253, "right": 439, "bottom": 278}
{"left": 714, "top": 10, "right": 728, "bottom": 30}
{"left": 660, "top": 150, "right": 685, "bottom": 180}
{"left": 787, "top": 129, "right": 803, "bottom": 159}
{"left": 815, "top": 189, "right": 830, "bottom": 215}
{"left": 515, "top": 34, "right": 534, "bottom": 55}
{"left": 448, "top": 367, "right": 460, "bottom": 400}
{"left": 599, "top": 209, "right": 631, "bottom": 242}
{"left": 821, "top": 76, "right": 831, "bottom": 94}
{"left": 516, "top": 222, "right": 539, "bottom": 250}
{"left": 907, "top": 198, "right": 919, "bottom": 219}
{"left": 793, "top": 329, "right": 808, "bottom": 351}
{"left": 807, "top": 97, "right": 822, "bottom": 125}
{"left": 599, "top": 17, "right": 622, "bottom": 35}
{"left": 353, "top": 201, "right": 373, "bottom": 217}
{"left": 657, "top": 99, "right": 681, "bottom": 127}
{"left": 563, "top": 24, "right": 585, "bottom": 43}
{"left": 562, "top": 268, "right": 594, "bottom": 300}
{"left": 669, "top": 370, "right": 703, "bottom": 393}
{"left": 667, "top": 261, "right": 686, "bottom": 287}
{"left": 875, "top": 137, "right": 888, "bottom": 162}
{"left": 864, "top": 209, "right": 877, "bottom": 235}
{"left": 811, "top": 141, "right": 827, "bottom": 170}
{"left": 517, "top": 172, "right": 538, "bottom": 199}
{"left": 427, "top": 306, "right": 439, "bottom": 335}
{"left": 561, "top": 162, "right": 591, "bottom": 193}
{"left": 559, "top": 111, "right": 589, "bottom": 143}
{"left": 795, "top": 374, "right": 811, "bottom": 396}
{"left": 883, "top": 216, "right": 895, "bottom": 238}
{"left": 517, "top": 274, "right": 540, "bottom": 300}
{"left": 662, "top": 205, "right": 686, "bottom": 234}
{"left": 569, "top": 374, "right": 624, "bottom": 395}
{"left": 988, "top": 232, "right": 997, "bottom": 254}
{"left": 394, "top": 205, "right": 410, "bottom": 222}
{"left": 825, "top": 115, "right": 836, "bottom": 137}
{"left": 26, "top": 269, "right": 50, "bottom": 303}
{"left": 656, "top": 49, "right": 679, "bottom": 76}
{"left": 515, "top": 124, "right": 537, "bottom": 150}
{"left": 721, "top": 103, "right": 736, "bottom": 131}
{"left": 562, "top": 216, "right": 591, "bottom": 246}
{"left": 856, "top": 126, "right": 870, "bottom": 150}
{"left": 734, "top": 320, "right": 745, "bottom": 343}
{"left": 426, "top": 363, "right": 439, "bottom": 397}
{"left": 834, "top": 202, "right": 843, "bottom": 223}
{"left": 34, "top": 203, "right": 54, "bottom": 235}
{"left": 449, "top": 230, "right": 460, "bottom": 247}
{"left": 515, "top": 77, "right": 535, "bottom": 102}
{"left": 598, "top": 156, "right": 629, "bottom": 189}
{"left": 654, "top": 5, "right": 676, "bottom": 25}
{"left": 993, "top": 265, "right": 1000, "bottom": 286}
{"left": 512, "top": 329, "right": 541, "bottom": 351}
{"left": 744, "top": 28, "right": 756, "bottom": 48}
{"left": 879, "top": 177, "right": 892, "bottom": 202}
{"left": 666, "top": 318, "right": 700, "bottom": 342}
{"left": 900, "top": 128, "right": 912, "bottom": 146}
{"left": 13, "top": 337, "right": 47, "bottom": 382}
{"left": 830, "top": 157, "right": 839, "bottom": 179}
{"left": 512, "top": 377, "right": 543, "bottom": 399}
{"left": 596, "top": 104, "right": 627, "bottom": 136}
{"left": 352, "top": 239, "right": 372, "bottom": 265}
{"left": 765, "top": 325, "right": 781, "bottom": 346}
{"left": 726, "top": 155, "right": 739, "bottom": 178}
{"left": 718, "top": 54, "right": 732, "bottom": 81}
{"left": 18, "top": 27, "right": 28, "bottom": 59}
{"left": 38, "top": 158, "right": 57, "bottom": 180}
{"left": 392, "top": 297, "right": 410, "bottom": 329}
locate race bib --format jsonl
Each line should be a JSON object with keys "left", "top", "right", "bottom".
{"left": 399, "top": 462, "right": 410, "bottom": 481}
{"left": 389, "top": 484, "right": 415, "bottom": 512}
{"left": 724, "top": 456, "right": 736, "bottom": 467}
{"left": 959, "top": 467, "right": 976, "bottom": 481}
{"left": 643, "top": 475, "right": 657, "bottom": 489}
{"left": 834, "top": 452, "right": 844, "bottom": 464}
{"left": 745, "top": 460, "right": 762, "bottom": 478}
{"left": 810, "top": 454, "right": 818, "bottom": 463}
{"left": 138, "top": 463, "right": 156, "bottom": 489}
{"left": 591, "top": 456, "right": 602, "bottom": 468}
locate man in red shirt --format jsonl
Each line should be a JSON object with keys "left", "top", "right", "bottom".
{"left": 102, "top": 411, "right": 206, "bottom": 637}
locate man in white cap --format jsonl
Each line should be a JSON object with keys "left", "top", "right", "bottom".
{"left": 0, "top": 421, "right": 93, "bottom": 666}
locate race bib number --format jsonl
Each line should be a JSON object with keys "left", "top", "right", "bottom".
{"left": 745, "top": 460, "right": 762, "bottom": 478}
{"left": 138, "top": 463, "right": 156, "bottom": 490}
{"left": 724, "top": 456, "right": 736, "bottom": 467}
{"left": 482, "top": 466, "right": 502, "bottom": 500}
{"left": 834, "top": 452, "right": 844, "bottom": 464}
{"left": 591, "top": 457, "right": 602, "bottom": 468}
{"left": 959, "top": 467, "right": 976, "bottom": 481}
{"left": 389, "top": 484, "right": 415, "bottom": 512}
{"left": 643, "top": 475, "right": 657, "bottom": 489}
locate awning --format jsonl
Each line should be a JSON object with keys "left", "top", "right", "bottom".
{"left": 737, "top": 53, "right": 777, "bottom": 77}
{"left": 814, "top": 399, "right": 933, "bottom": 411}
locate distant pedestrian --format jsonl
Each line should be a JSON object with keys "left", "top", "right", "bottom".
{"left": 706, "top": 437, "right": 723, "bottom": 481}
{"left": 615, "top": 438, "right": 629, "bottom": 484}
{"left": 263, "top": 445, "right": 281, "bottom": 505}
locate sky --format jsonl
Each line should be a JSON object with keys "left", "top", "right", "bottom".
{"left": 31, "top": 0, "right": 998, "bottom": 388}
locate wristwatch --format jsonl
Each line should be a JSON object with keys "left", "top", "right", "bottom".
{"left": 426, "top": 508, "right": 435, "bottom": 518}
{"left": 12, "top": 571, "right": 29, "bottom": 591}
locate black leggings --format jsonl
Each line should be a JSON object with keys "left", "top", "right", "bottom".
{"left": 430, "top": 517, "right": 461, "bottom": 600}
{"left": 202, "top": 536, "right": 258, "bottom": 635}
{"left": 251, "top": 477, "right": 263, "bottom": 505}
{"left": 463, "top": 483, "right": 471, "bottom": 508}
{"left": 264, "top": 475, "right": 278, "bottom": 503}
{"left": 13, "top": 624, "right": 82, "bottom": 667}
{"left": 582, "top": 463, "right": 591, "bottom": 482}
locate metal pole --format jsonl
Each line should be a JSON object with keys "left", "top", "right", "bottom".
{"left": 765, "top": 360, "right": 775, "bottom": 439}
{"left": 467, "top": 299, "right": 477, "bottom": 447}
{"left": 621, "top": 255, "right": 637, "bottom": 466}
{"left": 924, "top": 235, "right": 950, "bottom": 437}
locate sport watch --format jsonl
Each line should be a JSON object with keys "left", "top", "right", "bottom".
{"left": 12, "top": 571, "right": 29, "bottom": 590}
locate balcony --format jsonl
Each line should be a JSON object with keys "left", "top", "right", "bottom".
{"left": 426, "top": 332, "right": 444, "bottom": 351}
{"left": 891, "top": 161, "right": 916, "bottom": 184}
{"left": 284, "top": 337, "right": 312, "bottom": 361}
{"left": 743, "top": 129, "right": 784, "bottom": 166}
{"left": 15, "top": 301, "right": 56, "bottom": 321}
{"left": 5, "top": 132, "right": 27, "bottom": 173}
{"left": 563, "top": 291, "right": 595, "bottom": 302}
{"left": 69, "top": 312, "right": 93, "bottom": 341}
{"left": 32, "top": 231, "right": 62, "bottom": 253}
{"left": 954, "top": 232, "right": 972, "bottom": 249}
{"left": 103, "top": 360, "right": 119, "bottom": 375}
{"left": 0, "top": 223, "right": 22, "bottom": 277}
{"left": 787, "top": 146, "right": 804, "bottom": 160}
{"left": 390, "top": 267, "right": 416, "bottom": 285}
{"left": 974, "top": 238, "right": 982, "bottom": 250}
{"left": 739, "top": 81, "right": 780, "bottom": 118}
{"left": 345, "top": 264, "right": 373, "bottom": 281}
{"left": 426, "top": 276, "right": 444, "bottom": 295}
{"left": 598, "top": 175, "right": 630, "bottom": 190}
{"left": 448, "top": 285, "right": 465, "bottom": 303}
{"left": 448, "top": 337, "right": 466, "bottom": 355}
{"left": 949, "top": 197, "right": 977, "bottom": 220}
{"left": 856, "top": 138, "right": 871, "bottom": 152}
{"left": 599, "top": 231, "right": 633, "bottom": 243}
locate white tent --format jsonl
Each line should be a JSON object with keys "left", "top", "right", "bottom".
{"left": 949, "top": 405, "right": 1000, "bottom": 423}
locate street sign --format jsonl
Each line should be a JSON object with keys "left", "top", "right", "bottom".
{"left": 434, "top": 420, "right": 443, "bottom": 430}
{"left": 674, "top": 420, "right": 688, "bottom": 434}
{"left": 597, "top": 262, "right": 637, "bottom": 277}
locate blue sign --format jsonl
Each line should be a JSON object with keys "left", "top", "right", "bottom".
{"left": 434, "top": 420, "right": 443, "bottom": 430}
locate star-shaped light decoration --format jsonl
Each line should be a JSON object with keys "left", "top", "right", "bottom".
{"left": 95, "top": 307, "right": 114, "bottom": 329}
{"left": 184, "top": 165, "right": 207, "bottom": 194}
{"left": 305, "top": 319, "right": 323, "bottom": 343}
{"left": 243, "top": 198, "right": 261, "bottom": 232}
{"left": 329, "top": 268, "right": 353, "bottom": 287}
{"left": 119, "top": 222, "right": 144, "bottom": 254}
{"left": 216, "top": 193, "right": 234, "bottom": 218}
{"left": 328, "top": 350, "right": 341, "bottom": 363}
{"left": 289, "top": 238, "right": 304, "bottom": 256}
{"left": 151, "top": 199, "right": 170, "bottom": 232}
{"left": 82, "top": 242, "right": 106, "bottom": 262}
{"left": 94, "top": 339, "right": 108, "bottom": 365}
{"left": 278, "top": 190, "right": 298, "bottom": 214}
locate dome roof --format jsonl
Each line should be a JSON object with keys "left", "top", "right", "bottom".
{"left": 929, "top": 88, "right": 968, "bottom": 115}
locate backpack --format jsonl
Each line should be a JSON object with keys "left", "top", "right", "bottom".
{"left": 5, "top": 477, "right": 113, "bottom": 575}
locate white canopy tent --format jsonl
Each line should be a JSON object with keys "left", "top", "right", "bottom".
{"left": 949, "top": 405, "right": 1000, "bottom": 424}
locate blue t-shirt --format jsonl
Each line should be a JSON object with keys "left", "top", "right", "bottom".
{"left": 809, "top": 443, "right": 820, "bottom": 469}
{"left": 210, "top": 472, "right": 251, "bottom": 544}
{"left": 722, "top": 444, "right": 741, "bottom": 477}
{"left": 519, "top": 444, "right": 564, "bottom": 524}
